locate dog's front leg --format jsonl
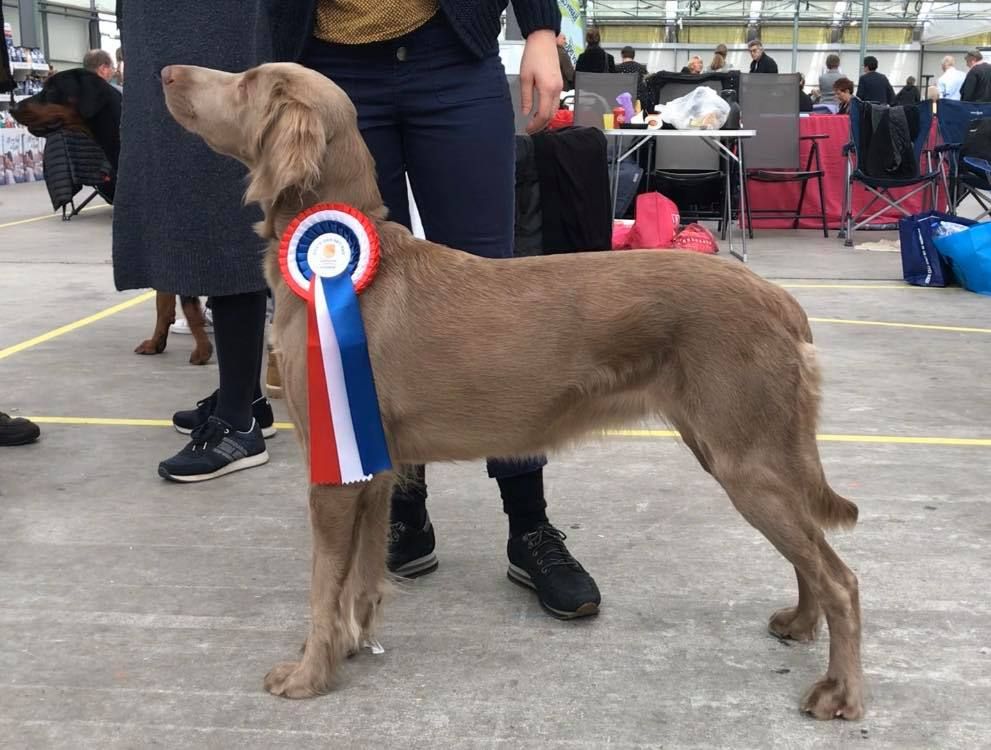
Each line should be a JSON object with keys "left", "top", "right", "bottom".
{"left": 134, "top": 291, "right": 176, "bottom": 355}
{"left": 179, "top": 296, "right": 213, "bottom": 365}
{"left": 265, "top": 478, "right": 389, "bottom": 698}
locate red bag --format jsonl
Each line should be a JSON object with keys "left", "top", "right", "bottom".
{"left": 548, "top": 109, "right": 574, "bottom": 130}
{"left": 672, "top": 223, "right": 719, "bottom": 254}
{"left": 620, "top": 193, "right": 680, "bottom": 249}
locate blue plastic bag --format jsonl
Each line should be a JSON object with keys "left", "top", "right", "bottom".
{"left": 932, "top": 221, "right": 991, "bottom": 296}
{"left": 897, "top": 211, "right": 976, "bottom": 287}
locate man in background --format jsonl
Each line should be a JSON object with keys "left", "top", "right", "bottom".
{"left": 894, "top": 76, "right": 921, "bottom": 106}
{"left": 748, "top": 39, "right": 778, "bottom": 73}
{"left": 938, "top": 55, "right": 966, "bottom": 100}
{"left": 961, "top": 49, "right": 991, "bottom": 102}
{"left": 83, "top": 49, "right": 116, "bottom": 84}
{"left": 857, "top": 55, "right": 895, "bottom": 105}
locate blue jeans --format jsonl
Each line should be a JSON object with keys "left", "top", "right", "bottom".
{"left": 303, "top": 15, "right": 546, "bottom": 484}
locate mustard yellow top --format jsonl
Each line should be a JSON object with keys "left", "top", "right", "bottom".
{"left": 315, "top": 0, "right": 440, "bottom": 44}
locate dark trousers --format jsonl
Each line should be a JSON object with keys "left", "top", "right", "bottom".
{"left": 302, "top": 15, "right": 546, "bottom": 510}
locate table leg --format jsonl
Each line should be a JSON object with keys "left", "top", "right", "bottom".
{"left": 735, "top": 136, "right": 748, "bottom": 262}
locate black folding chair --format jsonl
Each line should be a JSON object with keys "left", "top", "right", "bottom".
{"left": 740, "top": 73, "right": 829, "bottom": 238}
{"left": 841, "top": 99, "right": 941, "bottom": 247}
{"left": 935, "top": 99, "right": 991, "bottom": 222}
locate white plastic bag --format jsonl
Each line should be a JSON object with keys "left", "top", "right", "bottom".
{"left": 656, "top": 87, "right": 730, "bottom": 130}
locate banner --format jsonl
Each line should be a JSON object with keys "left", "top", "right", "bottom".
{"left": 558, "top": 0, "right": 585, "bottom": 63}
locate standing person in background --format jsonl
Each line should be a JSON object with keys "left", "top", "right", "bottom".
{"left": 708, "top": 52, "right": 725, "bottom": 72}
{"left": 961, "top": 49, "right": 991, "bottom": 102}
{"left": 112, "top": 47, "right": 124, "bottom": 88}
{"left": 575, "top": 27, "right": 615, "bottom": 74}
{"left": 894, "top": 76, "right": 920, "bottom": 106}
{"left": 748, "top": 39, "right": 778, "bottom": 73}
{"left": 616, "top": 45, "right": 648, "bottom": 107}
{"left": 937, "top": 55, "right": 966, "bottom": 100}
{"left": 856, "top": 55, "right": 895, "bottom": 105}
{"left": 280, "top": 0, "right": 602, "bottom": 619}
{"left": 556, "top": 33, "right": 574, "bottom": 90}
{"left": 818, "top": 54, "right": 843, "bottom": 103}
{"left": 114, "top": 1, "right": 277, "bottom": 483}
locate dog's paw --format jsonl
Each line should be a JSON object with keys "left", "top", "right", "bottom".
{"left": 801, "top": 677, "right": 864, "bottom": 720}
{"left": 263, "top": 661, "right": 327, "bottom": 699}
{"left": 189, "top": 343, "right": 213, "bottom": 365}
{"left": 769, "top": 605, "right": 820, "bottom": 642}
{"left": 134, "top": 338, "right": 166, "bottom": 355}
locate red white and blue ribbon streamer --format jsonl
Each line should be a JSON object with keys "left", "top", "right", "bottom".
{"left": 279, "top": 204, "right": 391, "bottom": 485}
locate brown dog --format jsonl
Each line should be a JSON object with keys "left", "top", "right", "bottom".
{"left": 162, "top": 63, "right": 864, "bottom": 720}
{"left": 133, "top": 292, "right": 213, "bottom": 365}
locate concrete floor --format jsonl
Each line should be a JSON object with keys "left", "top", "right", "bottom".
{"left": 1, "top": 181, "right": 989, "bottom": 749}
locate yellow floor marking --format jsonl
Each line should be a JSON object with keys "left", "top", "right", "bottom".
{"left": 780, "top": 283, "right": 922, "bottom": 289}
{"left": 20, "top": 419, "right": 991, "bottom": 447}
{"left": 809, "top": 317, "right": 991, "bottom": 334}
{"left": 0, "top": 290, "right": 156, "bottom": 361}
{"left": 0, "top": 203, "right": 110, "bottom": 230}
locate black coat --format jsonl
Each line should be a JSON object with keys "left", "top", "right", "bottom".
{"left": 893, "top": 85, "right": 920, "bottom": 106}
{"left": 112, "top": 1, "right": 272, "bottom": 296}
{"left": 857, "top": 71, "right": 895, "bottom": 105}
{"left": 961, "top": 62, "right": 991, "bottom": 103}
{"left": 749, "top": 53, "right": 778, "bottom": 74}
{"left": 575, "top": 46, "right": 616, "bottom": 74}
{"left": 799, "top": 90, "right": 813, "bottom": 112}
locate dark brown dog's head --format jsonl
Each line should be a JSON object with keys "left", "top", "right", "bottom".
{"left": 11, "top": 68, "right": 115, "bottom": 137}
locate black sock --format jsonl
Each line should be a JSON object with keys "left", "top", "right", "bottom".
{"left": 211, "top": 290, "right": 267, "bottom": 432}
{"left": 499, "top": 469, "right": 548, "bottom": 537}
{"left": 390, "top": 464, "right": 428, "bottom": 527}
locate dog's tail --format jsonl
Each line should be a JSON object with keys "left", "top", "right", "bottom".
{"left": 810, "top": 480, "right": 859, "bottom": 530}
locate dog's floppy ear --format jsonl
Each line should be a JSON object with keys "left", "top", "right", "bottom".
{"left": 246, "top": 82, "right": 328, "bottom": 205}
{"left": 77, "top": 71, "right": 108, "bottom": 120}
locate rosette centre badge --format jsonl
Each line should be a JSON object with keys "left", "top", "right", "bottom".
{"left": 279, "top": 204, "right": 391, "bottom": 485}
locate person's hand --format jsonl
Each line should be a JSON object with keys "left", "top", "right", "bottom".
{"left": 519, "top": 29, "right": 562, "bottom": 134}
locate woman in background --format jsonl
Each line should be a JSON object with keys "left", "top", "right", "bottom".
{"left": 113, "top": 1, "right": 276, "bottom": 482}
{"left": 575, "top": 27, "right": 615, "bottom": 74}
{"left": 833, "top": 76, "right": 856, "bottom": 114}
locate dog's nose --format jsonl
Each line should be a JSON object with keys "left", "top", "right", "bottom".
{"left": 161, "top": 66, "right": 176, "bottom": 85}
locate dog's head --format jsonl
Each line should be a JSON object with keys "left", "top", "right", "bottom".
{"left": 12, "top": 68, "right": 116, "bottom": 136}
{"left": 162, "top": 63, "right": 382, "bottom": 220}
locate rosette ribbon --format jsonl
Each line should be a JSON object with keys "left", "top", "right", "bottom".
{"left": 279, "top": 203, "right": 391, "bottom": 485}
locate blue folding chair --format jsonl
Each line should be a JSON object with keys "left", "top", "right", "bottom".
{"left": 935, "top": 99, "right": 991, "bottom": 222}
{"left": 841, "top": 99, "right": 941, "bottom": 246}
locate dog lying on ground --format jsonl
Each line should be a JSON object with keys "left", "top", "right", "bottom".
{"left": 12, "top": 68, "right": 212, "bottom": 365}
{"left": 162, "top": 62, "right": 865, "bottom": 720}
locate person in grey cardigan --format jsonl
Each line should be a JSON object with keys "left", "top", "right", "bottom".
{"left": 113, "top": 1, "right": 276, "bottom": 482}
{"left": 818, "top": 53, "right": 843, "bottom": 103}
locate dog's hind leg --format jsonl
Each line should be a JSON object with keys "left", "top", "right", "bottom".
{"left": 180, "top": 296, "right": 213, "bottom": 365}
{"left": 768, "top": 567, "right": 821, "bottom": 642}
{"left": 715, "top": 464, "right": 863, "bottom": 720}
{"left": 264, "top": 477, "right": 393, "bottom": 699}
{"left": 134, "top": 291, "right": 175, "bottom": 355}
